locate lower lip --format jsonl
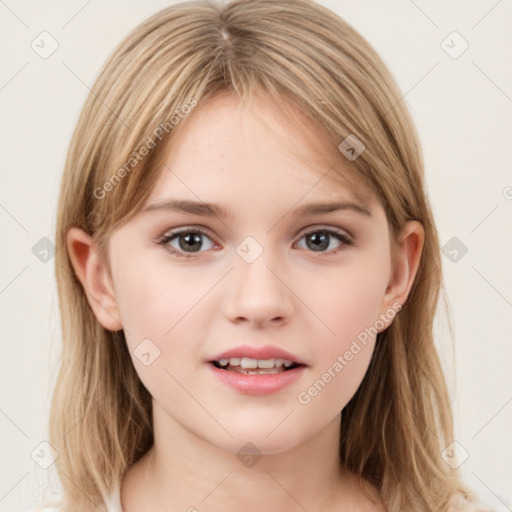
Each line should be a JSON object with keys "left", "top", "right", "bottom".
{"left": 207, "top": 363, "right": 306, "bottom": 395}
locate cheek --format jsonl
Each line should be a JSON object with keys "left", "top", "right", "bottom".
{"left": 300, "top": 253, "right": 390, "bottom": 407}
{"left": 114, "top": 258, "right": 193, "bottom": 332}
{"left": 112, "top": 263, "right": 211, "bottom": 404}
{"left": 310, "top": 252, "right": 390, "bottom": 345}
{"left": 113, "top": 260, "right": 215, "bottom": 366}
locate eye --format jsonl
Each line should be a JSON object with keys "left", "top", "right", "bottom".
{"left": 157, "top": 226, "right": 353, "bottom": 259}
{"left": 295, "top": 227, "right": 352, "bottom": 254}
{"left": 157, "top": 227, "right": 217, "bottom": 258}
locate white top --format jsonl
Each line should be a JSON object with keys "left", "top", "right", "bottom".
{"left": 105, "top": 479, "right": 123, "bottom": 512}
{"left": 30, "top": 480, "right": 123, "bottom": 512}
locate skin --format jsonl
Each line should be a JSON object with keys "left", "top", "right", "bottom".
{"left": 68, "top": 91, "right": 424, "bottom": 511}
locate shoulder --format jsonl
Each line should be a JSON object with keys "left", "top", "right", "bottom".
{"left": 27, "top": 503, "right": 110, "bottom": 512}
{"left": 340, "top": 469, "right": 386, "bottom": 511}
{"left": 27, "top": 505, "right": 102, "bottom": 512}
{"left": 25, "top": 502, "right": 98, "bottom": 512}
{"left": 357, "top": 482, "right": 386, "bottom": 511}
{"left": 26, "top": 508, "right": 60, "bottom": 512}
{"left": 447, "top": 493, "right": 496, "bottom": 512}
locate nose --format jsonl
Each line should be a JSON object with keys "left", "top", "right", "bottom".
{"left": 223, "top": 249, "right": 294, "bottom": 328}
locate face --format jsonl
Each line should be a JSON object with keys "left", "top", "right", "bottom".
{"left": 102, "top": 91, "right": 402, "bottom": 455}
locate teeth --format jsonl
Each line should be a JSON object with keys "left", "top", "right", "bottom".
{"left": 216, "top": 357, "right": 295, "bottom": 369}
{"left": 241, "top": 357, "right": 258, "bottom": 369}
{"left": 233, "top": 367, "right": 283, "bottom": 375}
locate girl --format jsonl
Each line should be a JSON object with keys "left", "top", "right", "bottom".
{"left": 39, "top": 0, "right": 492, "bottom": 510}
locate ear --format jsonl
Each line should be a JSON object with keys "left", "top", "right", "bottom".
{"left": 379, "top": 220, "right": 425, "bottom": 328}
{"left": 66, "top": 227, "right": 123, "bottom": 331}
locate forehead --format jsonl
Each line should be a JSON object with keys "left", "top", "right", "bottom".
{"left": 147, "top": 90, "right": 375, "bottom": 210}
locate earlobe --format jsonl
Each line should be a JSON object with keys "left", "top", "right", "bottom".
{"left": 66, "top": 227, "right": 123, "bottom": 331}
{"left": 380, "top": 220, "right": 425, "bottom": 327}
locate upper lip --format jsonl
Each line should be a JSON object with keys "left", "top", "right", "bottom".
{"left": 209, "top": 344, "right": 307, "bottom": 366}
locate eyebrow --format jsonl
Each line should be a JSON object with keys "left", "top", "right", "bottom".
{"left": 142, "top": 198, "right": 371, "bottom": 218}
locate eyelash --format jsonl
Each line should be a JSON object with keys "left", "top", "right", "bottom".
{"left": 156, "top": 226, "right": 353, "bottom": 259}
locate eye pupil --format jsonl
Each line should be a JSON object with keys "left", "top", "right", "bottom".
{"left": 307, "top": 232, "right": 329, "bottom": 252}
{"left": 180, "top": 233, "right": 203, "bottom": 251}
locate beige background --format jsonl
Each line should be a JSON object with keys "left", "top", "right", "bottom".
{"left": 1, "top": 1, "right": 511, "bottom": 510}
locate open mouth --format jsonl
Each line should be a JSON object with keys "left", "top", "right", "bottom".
{"left": 210, "top": 358, "right": 303, "bottom": 375}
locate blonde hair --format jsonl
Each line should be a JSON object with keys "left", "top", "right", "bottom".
{"left": 51, "top": 1, "right": 488, "bottom": 510}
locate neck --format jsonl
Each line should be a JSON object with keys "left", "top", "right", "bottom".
{"left": 120, "top": 401, "right": 364, "bottom": 512}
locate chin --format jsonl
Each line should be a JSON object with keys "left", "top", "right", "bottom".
{"left": 215, "top": 428, "right": 305, "bottom": 457}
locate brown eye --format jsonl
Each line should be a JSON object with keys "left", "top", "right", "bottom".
{"left": 158, "top": 228, "right": 216, "bottom": 258}
{"left": 295, "top": 228, "right": 352, "bottom": 254}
